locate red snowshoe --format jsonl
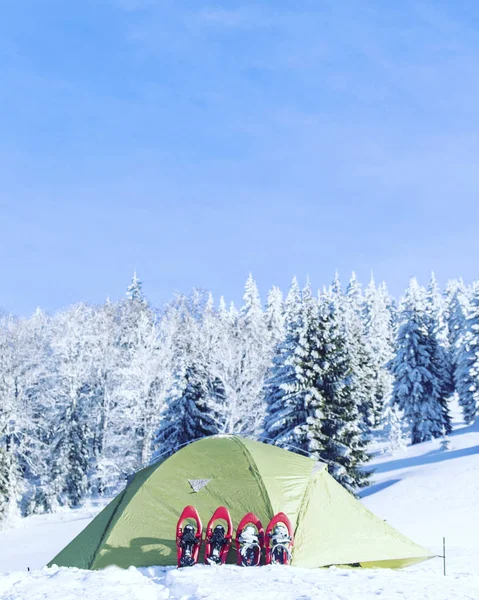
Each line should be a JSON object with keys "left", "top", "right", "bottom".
{"left": 176, "top": 505, "right": 203, "bottom": 568}
{"left": 204, "top": 506, "right": 233, "bottom": 565}
{"left": 265, "top": 512, "right": 294, "bottom": 565}
{"left": 235, "top": 512, "right": 264, "bottom": 566}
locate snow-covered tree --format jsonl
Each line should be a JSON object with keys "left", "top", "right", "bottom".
{"left": 425, "top": 273, "right": 453, "bottom": 433}
{"left": 364, "top": 276, "right": 395, "bottom": 426}
{"left": 220, "top": 275, "right": 270, "bottom": 434}
{"left": 389, "top": 279, "right": 449, "bottom": 444}
{"left": 263, "top": 277, "right": 307, "bottom": 447}
{"left": 0, "top": 315, "right": 23, "bottom": 523}
{"left": 445, "top": 279, "right": 469, "bottom": 351}
{"left": 156, "top": 358, "right": 226, "bottom": 457}
{"left": 154, "top": 295, "right": 225, "bottom": 457}
{"left": 445, "top": 278, "right": 470, "bottom": 414}
{"left": 456, "top": 280, "right": 479, "bottom": 423}
{"left": 119, "top": 304, "right": 175, "bottom": 468}
{"left": 382, "top": 402, "right": 408, "bottom": 454}
{"left": 49, "top": 304, "right": 99, "bottom": 507}
{"left": 126, "top": 271, "right": 147, "bottom": 304}
{"left": 344, "top": 273, "right": 376, "bottom": 429}
{"left": 265, "top": 278, "right": 370, "bottom": 490}
{"left": 86, "top": 301, "right": 126, "bottom": 496}
{"left": 2, "top": 269, "right": 475, "bottom": 524}
{"left": 16, "top": 309, "right": 59, "bottom": 515}
{"left": 311, "top": 287, "right": 370, "bottom": 490}
{"left": 265, "top": 286, "right": 285, "bottom": 348}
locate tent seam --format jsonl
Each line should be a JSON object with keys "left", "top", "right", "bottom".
{"left": 291, "top": 463, "right": 318, "bottom": 553}
{"left": 233, "top": 437, "right": 275, "bottom": 519}
{"left": 88, "top": 486, "right": 129, "bottom": 569}
{"left": 88, "top": 460, "right": 161, "bottom": 568}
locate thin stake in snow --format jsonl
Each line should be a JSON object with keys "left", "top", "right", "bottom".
{"left": 443, "top": 537, "right": 446, "bottom": 577}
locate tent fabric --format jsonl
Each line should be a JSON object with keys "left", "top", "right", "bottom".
{"left": 48, "top": 435, "right": 433, "bottom": 570}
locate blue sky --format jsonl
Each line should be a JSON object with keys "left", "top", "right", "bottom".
{"left": 1, "top": 1, "right": 479, "bottom": 314}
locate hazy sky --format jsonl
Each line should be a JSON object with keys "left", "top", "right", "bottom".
{"left": 1, "top": 0, "right": 479, "bottom": 315}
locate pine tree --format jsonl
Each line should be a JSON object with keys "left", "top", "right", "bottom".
{"left": 364, "top": 276, "right": 395, "bottom": 426}
{"left": 16, "top": 309, "right": 59, "bottom": 515}
{"left": 87, "top": 301, "right": 128, "bottom": 496}
{"left": 344, "top": 273, "right": 376, "bottom": 429}
{"left": 389, "top": 279, "right": 448, "bottom": 444}
{"left": 445, "top": 279, "right": 470, "bottom": 416}
{"left": 445, "top": 279, "right": 469, "bottom": 350}
{"left": 456, "top": 280, "right": 479, "bottom": 423}
{"left": 0, "top": 315, "right": 26, "bottom": 522}
{"left": 265, "top": 278, "right": 370, "bottom": 490}
{"left": 116, "top": 276, "right": 174, "bottom": 470}
{"left": 195, "top": 292, "right": 227, "bottom": 433}
{"left": 263, "top": 277, "right": 308, "bottom": 448}
{"left": 218, "top": 296, "right": 228, "bottom": 321}
{"left": 126, "top": 271, "right": 146, "bottom": 304}
{"left": 50, "top": 304, "right": 98, "bottom": 507}
{"left": 425, "top": 273, "right": 453, "bottom": 433}
{"left": 283, "top": 280, "right": 324, "bottom": 454}
{"left": 265, "top": 286, "right": 285, "bottom": 349}
{"left": 154, "top": 362, "right": 224, "bottom": 458}
{"left": 311, "top": 288, "right": 370, "bottom": 490}
{"left": 382, "top": 402, "right": 408, "bottom": 454}
{"left": 154, "top": 293, "right": 226, "bottom": 458}
{"left": 222, "top": 275, "right": 270, "bottom": 435}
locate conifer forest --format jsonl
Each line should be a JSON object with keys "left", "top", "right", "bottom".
{"left": 0, "top": 272, "right": 476, "bottom": 524}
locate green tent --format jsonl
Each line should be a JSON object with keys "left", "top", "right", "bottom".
{"left": 48, "top": 435, "right": 433, "bottom": 570}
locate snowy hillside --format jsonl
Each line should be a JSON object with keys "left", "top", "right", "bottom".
{"left": 1, "top": 409, "right": 478, "bottom": 600}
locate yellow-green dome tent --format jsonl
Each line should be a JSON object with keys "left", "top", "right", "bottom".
{"left": 48, "top": 435, "right": 433, "bottom": 570}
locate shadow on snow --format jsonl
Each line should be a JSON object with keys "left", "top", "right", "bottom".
{"left": 372, "top": 445, "right": 479, "bottom": 475}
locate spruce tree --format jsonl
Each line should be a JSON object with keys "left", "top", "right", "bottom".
{"left": 232, "top": 274, "right": 270, "bottom": 434}
{"left": 265, "top": 278, "right": 370, "bottom": 490}
{"left": 154, "top": 293, "right": 225, "bottom": 458}
{"left": 382, "top": 403, "right": 408, "bottom": 454}
{"left": 364, "top": 276, "right": 395, "bottom": 426}
{"left": 425, "top": 274, "right": 453, "bottom": 433}
{"left": 344, "top": 273, "right": 376, "bottom": 429}
{"left": 445, "top": 279, "right": 469, "bottom": 350}
{"left": 20, "top": 309, "right": 63, "bottom": 514}
{"left": 0, "top": 315, "right": 26, "bottom": 522}
{"left": 456, "top": 280, "right": 479, "bottom": 423}
{"left": 389, "top": 279, "right": 448, "bottom": 444}
{"left": 263, "top": 277, "right": 310, "bottom": 449}
{"left": 311, "top": 288, "right": 370, "bottom": 490}
{"left": 117, "top": 276, "right": 173, "bottom": 469}
{"left": 155, "top": 362, "right": 224, "bottom": 458}
{"left": 265, "top": 286, "right": 285, "bottom": 349}
{"left": 195, "top": 292, "right": 227, "bottom": 433}
{"left": 126, "top": 271, "right": 147, "bottom": 304}
{"left": 50, "top": 304, "right": 98, "bottom": 508}
{"left": 445, "top": 279, "right": 470, "bottom": 417}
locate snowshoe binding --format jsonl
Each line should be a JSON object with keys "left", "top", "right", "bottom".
{"left": 176, "top": 505, "right": 202, "bottom": 568}
{"left": 207, "top": 525, "right": 227, "bottom": 564}
{"left": 235, "top": 512, "right": 264, "bottom": 567}
{"left": 265, "top": 512, "right": 294, "bottom": 565}
{"left": 204, "top": 506, "right": 233, "bottom": 565}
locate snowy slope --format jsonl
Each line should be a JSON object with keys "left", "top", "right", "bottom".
{"left": 1, "top": 409, "right": 478, "bottom": 600}
{"left": 360, "top": 402, "right": 479, "bottom": 576}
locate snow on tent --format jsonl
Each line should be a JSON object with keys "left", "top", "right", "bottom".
{"left": 48, "top": 435, "right": 433, "bottom": 570}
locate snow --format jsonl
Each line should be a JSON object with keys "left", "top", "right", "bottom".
{"left": 2, "top": 562, "right": 478, "bottom": 600}
{"left": 1, "top": 404, "right": 478, "bottom": 600}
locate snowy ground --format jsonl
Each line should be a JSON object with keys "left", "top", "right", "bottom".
{"left": 1, "top": 404, "right": 478, "bottom": 599}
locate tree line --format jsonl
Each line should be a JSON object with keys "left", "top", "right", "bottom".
{"left": 0, "top": 272, "right": 477, "bottom": 525}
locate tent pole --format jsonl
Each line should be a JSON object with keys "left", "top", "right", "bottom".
{"left": 443, "top": 537, "right": 446, "bottom": 576}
